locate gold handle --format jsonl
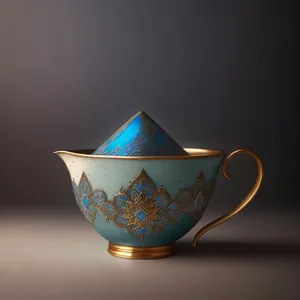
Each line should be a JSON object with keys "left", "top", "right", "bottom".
{"left": 192, "top": 148, "right": 263, "bottom": 247}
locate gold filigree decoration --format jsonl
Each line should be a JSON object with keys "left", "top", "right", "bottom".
{"left": 72, "top": 169, "right": 215, "bottom": 239}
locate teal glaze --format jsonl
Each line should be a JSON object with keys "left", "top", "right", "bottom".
{"left": 94, "top": 213, "right": 195, "bottom": 247}
{"left": 56, "top": 150, "right": 226, "bottom": 247}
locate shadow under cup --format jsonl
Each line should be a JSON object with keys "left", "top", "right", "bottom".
{"left": 55, "top": 148, "right": 263, "bottom": 259}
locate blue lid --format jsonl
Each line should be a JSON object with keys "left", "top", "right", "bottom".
{"left": 93, "top": 111, "right": 187, "bottom": 156}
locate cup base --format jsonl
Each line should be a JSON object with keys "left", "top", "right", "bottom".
{"left": 107, "top": 242, "right": 174, "bottom": 259}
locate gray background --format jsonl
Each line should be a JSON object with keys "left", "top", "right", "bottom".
{"left": 1, "top": 1, "right": 299, "bottom": 300}
{"left": 1, "top": 0, "right": 298, "bottom": 210}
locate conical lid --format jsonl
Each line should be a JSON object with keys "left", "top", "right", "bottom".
{"left": 93, "top": 111, "right": 187, "bottom": 156}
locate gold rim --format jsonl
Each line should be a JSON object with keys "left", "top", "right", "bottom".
{"left": 54, "top": 148, "right": 226, "bottom": 160}
{"left": 107, "top": 243, "right": 174, "bottom": 259}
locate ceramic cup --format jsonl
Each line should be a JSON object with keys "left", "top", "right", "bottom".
{"left": 55, "top": 148, "right": 263, "bottom": 259}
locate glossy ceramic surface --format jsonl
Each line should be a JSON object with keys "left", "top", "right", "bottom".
{"left": 93, "top": 111, "right": 187, "bottom": 156}
{"left": 56, "top": 149, "right": 225, "bottom": 247}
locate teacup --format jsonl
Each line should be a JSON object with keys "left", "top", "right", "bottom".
{"left": 55, "top": 147, "right": 263, "bottom": 259}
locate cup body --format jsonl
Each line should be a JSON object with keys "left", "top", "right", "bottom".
{"left": 56, "top": 149, "right": 225, "bottom": 247}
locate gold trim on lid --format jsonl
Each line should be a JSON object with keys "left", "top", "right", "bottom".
{"left": 107, "top": 243, "right": 174, "bottom": 259}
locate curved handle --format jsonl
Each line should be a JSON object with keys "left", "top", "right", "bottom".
{"left": 192, "top": 148, "right": 263, "bottom": 247}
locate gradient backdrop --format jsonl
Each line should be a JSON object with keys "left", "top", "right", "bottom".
{"left": 0, "top": 1, "right": 299, "bottom": 300}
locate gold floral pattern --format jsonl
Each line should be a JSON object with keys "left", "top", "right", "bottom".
{"left": 110, "top": 170, "right": 180, "bottom": 239}
{"left": 72, "top": 169, "right": 215, "bottom": 239}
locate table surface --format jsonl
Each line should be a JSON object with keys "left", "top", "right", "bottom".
{"left": 1, "top": 207, "right": 300, "bottom": 300}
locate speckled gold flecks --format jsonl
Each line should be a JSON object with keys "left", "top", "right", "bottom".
{"left": 72, "top": 169, "right": 215, "bottom": 239}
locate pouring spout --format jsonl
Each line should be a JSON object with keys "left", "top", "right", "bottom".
{"left": 54, "top": 150, "right": 73, "bottom": 171}
{"left": 53, "top": 150, "right": 66, "bottom": 159}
